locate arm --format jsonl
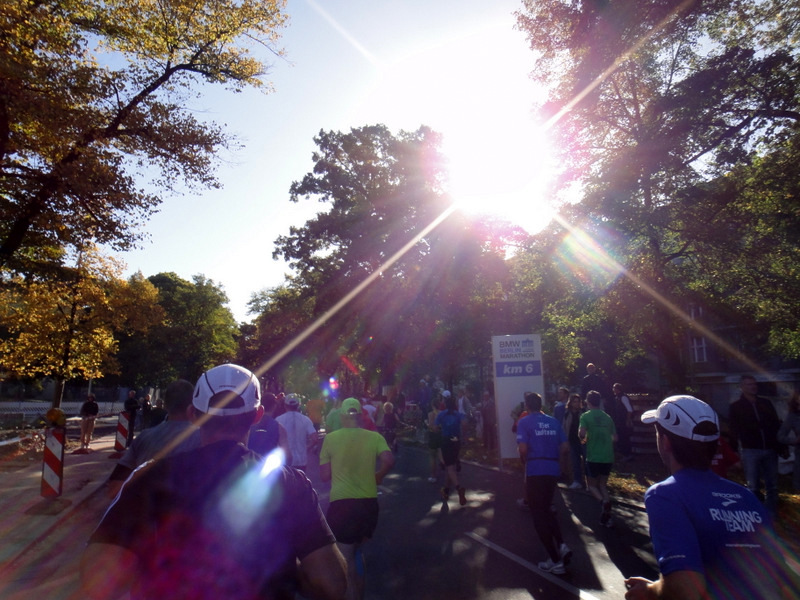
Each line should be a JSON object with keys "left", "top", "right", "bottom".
{"left": 578, "top": 426, "right": 587, "bottom": 442}
{"left": 624, "top": 570, "right": 707, "bottom": 600}
{"left": 375, "top": 450, "right": 394, "bottom": 485}
{"left": 518, "top": 441, "right": 528, "bottom": 467}
{"left": 622, "top": 395, "right": 634, "bottom": 426}
{"left": 297, "top": 543, "right": 347, "bottom": 600}
{"left": 80, "top": 543, "right": 139, "bottom": 600}
{"left": 319, "top": 461, "right": 331, "bottom": 482}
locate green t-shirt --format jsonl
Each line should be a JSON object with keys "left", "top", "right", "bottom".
{"left": 579, "top": 408, "right": 616, "bottom": 464}
{"left": 320, "top": 427, "right": 390, "bottom": 502}
{"left": 325, "top": 408, "right": 342, "bottom": 433}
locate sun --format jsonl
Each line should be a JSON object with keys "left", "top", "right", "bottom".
{"left": 347, "top": 21, "right": 558, "bottom": 235}
{"left": 442, "top": 116, "right": 556, "bottom": 234}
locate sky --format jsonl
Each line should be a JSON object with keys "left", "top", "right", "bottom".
{"left": 115, "top": 0, "right": 557, "bottom": 322}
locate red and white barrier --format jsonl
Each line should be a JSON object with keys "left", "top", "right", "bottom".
{"left": 41, "top": 426, "right": 66, "bottom": 498}
{"left": 115, "top": 410, "right": 131, "bottom": 451}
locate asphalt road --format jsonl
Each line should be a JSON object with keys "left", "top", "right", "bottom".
{"left": 335, "top": 445, "right": 659, "bottom": 600}
{"left": 2, "top": 435, "right": 659, "bottom": 599}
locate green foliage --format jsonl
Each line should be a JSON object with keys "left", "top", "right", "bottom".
{"left": 115, "top": 272, "right": 238, "bottom": 386}
{"left": 250, "top": 125, "right": 523, "bottom": 392}
{"left": 514, "top": 0, "right": 800, "bottom": 387}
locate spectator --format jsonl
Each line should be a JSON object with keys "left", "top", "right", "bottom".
{"left": 564, "top": 393, "right": 586, "bottom": 490}
{"left": 729, "top": 374, "right": 782, "bottom": 515}
{"left": 611, "top": 383, "right": 635, "bottom": 462}
{"left": 140, "top": 393, "right": 152, "bottom": 429}
{"left": 625, "top": 395, "right": 794, "bottom": 600}
{"left": 380, "top": 401, "right": 400, "bottom": 453}
{"left": 480, "top": 390, "right": 497, "bottom": 451}
{"left": 552, "top": 387, "right": 569, "bottom": 425}
{"left": 580, "top": 363, "right": 612, "bottom": 410}
{"left": 123, "top": 389, "right": 139, "bottom": 445}
{"left": 79, "top": 393, "right": 99, "bottom": 450}
{"left": 777, "top": 391, "right": 800, "bottom": 491}
{"left": 82, "top": 364, "right": 346, "bottom": 600}
{"left": 148, "top": 398, "right": 168, "bottom": 428}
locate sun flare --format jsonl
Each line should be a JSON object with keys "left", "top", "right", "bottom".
{"left": 350, "top": 21, "right": 557, "bottom": 235}
{"left": 443, "top": 119, "right": 556, "bottom": 234}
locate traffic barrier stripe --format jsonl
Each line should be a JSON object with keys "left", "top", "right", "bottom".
{"left": 115, "top": 411, "right": 130, "bottom": 451}
{"left": 41, "top": 427, "right": 65, "bottom": 498}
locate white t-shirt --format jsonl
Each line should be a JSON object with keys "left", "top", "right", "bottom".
{"left": 275, "top": 410, "right": 316, "bottom": 467}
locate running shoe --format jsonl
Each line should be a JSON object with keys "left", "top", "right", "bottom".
{"left": 457, "top": 486, "right": 467, "bottom": 506}
{"left": 568, "top": 482, "right": 583, "bottom": 490}
{"left": 559, "top": 543, "right": 572, "bottom": 565}
{"left": 538, "top": 558, "right": 566, "bottom": 575}
{"left": 600, "top": 501, "right": 612, "bottom": 526}
{"left": 441, "top": 487, "right": 450, "bottom": 502}
{"left": 427, "top": 477, "right": 437, "bottom": 483}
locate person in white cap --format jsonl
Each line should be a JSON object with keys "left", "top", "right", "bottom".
{"left": 276, "top": 393, "right": 317, "bottom": 472}
{"left": 81, "top": 364, "right": 346, "bottom": 600}
{"left": 624, "top": 395, "right": 794, "bottom": 600}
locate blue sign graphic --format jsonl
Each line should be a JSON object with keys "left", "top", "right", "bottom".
{"left": 495, "top": 361, "right": 542, "bottom": 378}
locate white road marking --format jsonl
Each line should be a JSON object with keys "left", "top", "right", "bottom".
{"left": 465, "top": 531, "right": 603, "bottom": 600}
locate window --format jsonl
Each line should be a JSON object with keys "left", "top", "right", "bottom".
{"left": 691, "top": 336, "right": 707, "bottom": 363}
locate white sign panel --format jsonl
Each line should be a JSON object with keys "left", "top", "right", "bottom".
{"left": 492, "top": 334, "right": 544, "bottom": 460}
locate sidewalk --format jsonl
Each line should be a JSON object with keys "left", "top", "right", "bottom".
{"left": 0, "top": 420, "right": 119, "bottom": 596}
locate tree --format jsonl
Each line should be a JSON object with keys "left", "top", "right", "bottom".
{"left": 0, "top": 0, "right": 287, "bottom": 276}
{"left": 263, "top": 124, "right": 524, "bottom": 392}
{"left": 116, "top": 272, "right": 238, "bottom": 386}
{"left": 0, "top": 246, "right": 162, "bottom": 406}
{"left": 516, "top": 0, "right": 800, "bottom": 387}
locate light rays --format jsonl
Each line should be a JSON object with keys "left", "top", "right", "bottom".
{"left": 304, "top": 0, "right": 383, "bottom": 68}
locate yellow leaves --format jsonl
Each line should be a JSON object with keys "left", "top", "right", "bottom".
{"left": 0, "top": 245, "right": 161, "bottom": 381}
{"left": 97, "top": 0, "right": 287, "bottom": 86}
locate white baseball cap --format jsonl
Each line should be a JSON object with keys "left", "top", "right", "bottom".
{"left": 641, "top": 395, "right": 719, "bottom": 442}
{"left": 193, "top": 364, "right": 261, "bottom": 416}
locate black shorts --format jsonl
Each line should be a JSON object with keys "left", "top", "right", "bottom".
{"left": 440, "top": 438, "right": 461, "bottom": 466}
{"left": 326, "top": 498, "right": 380, "bottom": 545}
{"left": 586, "top": 461, "right": 612, "bottom": 478}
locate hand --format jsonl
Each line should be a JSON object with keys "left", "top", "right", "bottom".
{"left": 624, "top": 577, "right": 652, "bottom": 600}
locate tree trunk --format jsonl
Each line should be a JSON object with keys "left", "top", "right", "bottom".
{"left": 52, "top": 378, "right": 65, "bottom": 408}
